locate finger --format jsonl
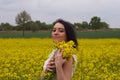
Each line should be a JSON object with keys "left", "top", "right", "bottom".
{"left": 50, "top": 58, "right": 54, "bottom": 62}
{"left": 46, "top": 62, "right": 51, "bottom": 66}
{"left": 57, "top": 49, "right": 63, "bottom": 55}
{"left": 50, "top": 65, "right": 56, "bottom": 68}
{"left": 60, "top": 49, "right": 64, "bottom": 53}
{"left": 46, "top": 68, "right": 53, "bottom": 71}
{"left": 55, "top": 49, "right": 60, "bottom": 57}
{"left": 46, "top": 65, "right": 56, "bottom": 71}
{"left": 56, "top": 49, "right": 61, "bottom": 54}
{"left": 50, "top": 61, "right": 55, "bottom": 65}
{"left": 63, "top": 58, "right": 67, "bottom": 63}
{"left": 47, "top": 65, "right": 55, "bottom": 69}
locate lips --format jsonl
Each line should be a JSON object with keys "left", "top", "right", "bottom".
{"left": 52, "top": 36, "right": 60, "bottom": 40}
{"left": 52, "top": 36, "right": 59, "bottom": 39}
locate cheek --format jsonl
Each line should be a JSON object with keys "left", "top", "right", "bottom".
{"left": 60, "top": 33, "right": 67, "bottom": 40}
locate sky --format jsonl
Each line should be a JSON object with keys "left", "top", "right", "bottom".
{"left": 0, "top": 0, "right": 120, "bottom": 28}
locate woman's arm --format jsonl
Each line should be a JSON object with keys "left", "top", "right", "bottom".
{"left": 55, "top": 49, "right": 73, "bottom": 80}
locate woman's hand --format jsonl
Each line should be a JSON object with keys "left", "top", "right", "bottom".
{"left": 55, "top": 49, "right": 66, "bottom": 68}
{"left": 45, "top": 59, "right": 56, "bottom": 72}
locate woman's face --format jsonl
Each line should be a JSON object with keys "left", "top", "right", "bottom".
{"left": 52, "top": 22, "right": 67, "bottom": 42}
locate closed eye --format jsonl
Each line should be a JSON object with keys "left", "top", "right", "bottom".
{"left": 58, "top": 28, "right": 65, "bottom": 32}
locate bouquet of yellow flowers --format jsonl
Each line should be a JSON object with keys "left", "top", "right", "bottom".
{"left": 41, "top": 40, "right": 77, "bottom": 80}
{"left": 54, "top": 40, "right": 77, "bottom": 60}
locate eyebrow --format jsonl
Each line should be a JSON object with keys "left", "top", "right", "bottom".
{"left": 53, "top": 28, "right": 65, "bottom": 30}
{"left": 58, "top": 28, "right": 65, "bottom": 30}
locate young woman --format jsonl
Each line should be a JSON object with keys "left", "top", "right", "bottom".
{"left": 41, "top": 19, "right": 78, "bottom": 80}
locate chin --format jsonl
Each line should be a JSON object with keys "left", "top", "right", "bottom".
{"left": 53, "top": 39, "right": 62, "bottom": 42}
{"left": 53, "top": 40, "right": 59, "bottom": 42}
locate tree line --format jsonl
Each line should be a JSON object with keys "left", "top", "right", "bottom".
{"left": 0, "top": 10, "right": 109, "bottom": 32}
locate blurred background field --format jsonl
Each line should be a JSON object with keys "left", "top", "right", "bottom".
{"left": 0, "top": 29, "right": 120, "bottom": 38}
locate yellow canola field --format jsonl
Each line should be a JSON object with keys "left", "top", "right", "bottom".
{"left": 0, "top": 38, "right": 120, "bottom": 80}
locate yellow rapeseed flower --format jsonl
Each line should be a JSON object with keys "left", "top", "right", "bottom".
{"left": 54, "top": 40, "right": 77, "bottom": 60}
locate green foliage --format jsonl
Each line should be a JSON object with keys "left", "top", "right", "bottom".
{"left": 89, "top": 16, "right": 109, "bottom": 29}
{"left": 15, "top": 10, "right": 32, "bottom": 37}
{"left": 76, "top": 30, "right": 120, "bottom": 38}
{"left": 81, "top": 21, "right": 89, "bottom": 29}
{"left": 100, "top": 22, "right": 109, "bottom": 29}
{"left": 0, "top": 23, "right": 13, "bottom": 31}
{"left": 89, "top": 16, "right": 101, "bottom": 29}
{"left": 74, "top": 23, "right": 82, "bottom": 30}
{"left": 15, "top": 10, "right": 32, "bottom": 25}
{"left": 0, "top": 29, "right": 120, "bottom": 38}
{"left": 25, "top": 21, "right": 39, "bottom": 32}
{"left": 1, "top": 14, "right": 110, "bottom": 31}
